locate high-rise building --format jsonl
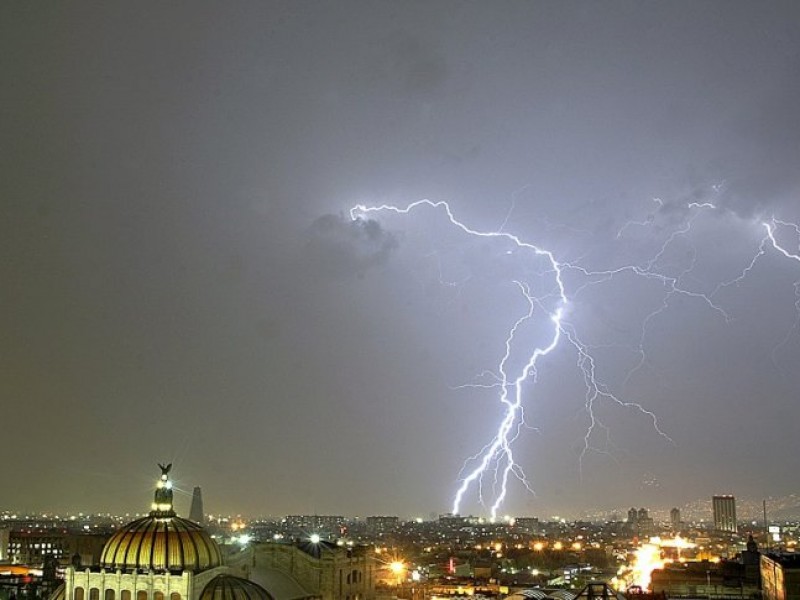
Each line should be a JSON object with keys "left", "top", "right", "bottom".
{"left": 626, "top": 507, "right": 654, "bottom": 535}
{"left": 189, "top": 486, "right": 205, "bottom": 525}
{"left": 365, "top": 516, "right": 398, "bottom": 536}
{"left": 713, "top": 495, "right": 737, "bottom": 532}
{"left": 0, "top": 527, "right": 9, "bottom": 562}
{"left": 670, "top": 507, "right": 681, "bottom": 530}
{"left": 514, "top": 517, "right": 541, "bottom": 534}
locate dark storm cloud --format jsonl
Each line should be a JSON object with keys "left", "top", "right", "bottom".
{"left": 368, "top": 32, "right": 448, "bottom": 95}
{"left": 719, "top": 97, "right": 800, "bottom": 218}
{"left": 305, "top": 213, "right": 399, "bottom": 278}
{"left": 705, "top": 62, "right": 800, "bottom": 219}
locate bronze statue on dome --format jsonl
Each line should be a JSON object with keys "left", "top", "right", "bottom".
{"left": 152, "top": 463, "right": 175, "bottom": 516}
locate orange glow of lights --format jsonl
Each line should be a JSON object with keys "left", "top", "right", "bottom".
{"left": 622, "top": 537, "right": 696, "bottom": 591}
{"left": 390, "top": 561, "right": 405, "bottom": 575}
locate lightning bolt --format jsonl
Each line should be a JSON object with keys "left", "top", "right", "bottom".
{"left": 350, "top": 199, "right": 682, "bottom": 519}
{"left": 349, "top": 200, "right": 800, "bottom": 519}
{"left": 350, "top": 201, "right": 568, "bottom": 518}
{"left": 765, "top": 218, "right": 800, "bottom": 263}
{"left": 763, "top": 218, "right": 800, "bottom": 368}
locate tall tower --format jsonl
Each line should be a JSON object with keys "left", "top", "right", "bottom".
{"left": 670, "top": 507, "right": 681, "bottom": 530}
{"left": 189, "top": 486, "right": 205, "bottom": 525}
{"left": 712, "top": 495, "right": 737, "bottom": 532}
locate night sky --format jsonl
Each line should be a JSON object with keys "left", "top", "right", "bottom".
{"left": 2, "top": 2, "right": 800, "bottom": 519}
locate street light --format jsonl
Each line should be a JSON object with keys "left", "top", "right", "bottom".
{"left": 388, "top": 560, "right": 407, "bottom": 590}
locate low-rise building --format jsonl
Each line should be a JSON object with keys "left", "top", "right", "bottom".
{"left": 762, "top": 553, "right": 800, "bottom": 600}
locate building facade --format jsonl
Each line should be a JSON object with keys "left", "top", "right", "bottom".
{"left": 6, "top": 531, "right": 107, "bottom": 567}
{"left": 365, "top": 517, "right": 398, "bottom": 537}
{"left": 670, "top": 508, "right": 681, "bottom": 531}
{"left": 712, "top": 496, "right": 737, "bottom": 533}
{"left": 228, "top": 540, "right": 376, "bottom": 600}
{"left": 626, "top": 508, "right": 654, "bottom": 536}
{"left": 761, "top": 553, "right": 800, "bottom": 600}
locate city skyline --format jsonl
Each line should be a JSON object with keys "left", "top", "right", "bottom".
{"left": 4, "top": 486, "right": 800, "bottom": 525}
{"left": 2, "top": 2, "right": 800, "bottom": 517}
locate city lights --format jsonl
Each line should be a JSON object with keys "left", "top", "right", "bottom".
{"left": 390, "top": 561, "right": 405, "bottom": 575}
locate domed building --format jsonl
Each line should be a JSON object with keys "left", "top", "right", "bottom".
{"left": 60, "top": 466, "right": 273, "bottom": 600}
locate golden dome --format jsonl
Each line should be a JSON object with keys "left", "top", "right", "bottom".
{"left": 100, "top": 513, "right": 223, "bottom": 572}
{"left": 100, "top": 464, "right": 223, "bottom": 572}
{"left": 200, "top": 575, "right": 274, "bottom": 600}
{"left": 49, "top": 583, "right": 66, "bottom": 600}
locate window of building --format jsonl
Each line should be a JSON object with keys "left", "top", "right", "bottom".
{"left": 90, "top": 588, "right": 100, "bottom": 600}
{"left": 137, "top": 591, "right": 148, "bottom": 600}
{"left": 75, "top": 587, "right": 84, "bottom": 600}
{"left": 154, "top": 592, "right": 164, "bottom": 600}
{"left": 121, "top": 591, "right": 131, "bottom": 600}
{"left": 106, "top": 590, "right": 115, "bottom": 600}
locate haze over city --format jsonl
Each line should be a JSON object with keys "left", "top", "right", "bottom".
{"left": 2, "top": 2, "right": 799, "bottom": 519}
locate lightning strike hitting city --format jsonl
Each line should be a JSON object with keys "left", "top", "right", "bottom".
{"left": 5, "top": 9, "right": 800, "bottom": 600}
{"left": 351, "top": 199, "right": 800, "bottom": 519}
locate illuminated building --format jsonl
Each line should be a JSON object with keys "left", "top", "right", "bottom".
{"left": 626, "top": 508, "right": 654, "bottom": 536}
{"left": 228, "top": 540, "right": 376, "bottom": 600}
{"left": 712, "top": 496, "right": 737, "bottom": 533}
{"left": 365, "top": 517, "right": 397, "bottom": 536}
{"left": 0, "top": 527, "right": 9, "bottom": 561}
{"left": 513, "top": 517, "right": 541, "bottom": 534}
{"left": 51, "top": 467, "right": 274, "bottom": 600}
{"left": 283, "top": 516, "right": 345, "bottom": 539}
{"left": 6, "top": 531, "right": 106, "bottom": 566}
{"left": 670, "top": 508, "right": 681, "bottom": 531}
{"left": 761, "top": 553, "right": 800, "bottom": 600}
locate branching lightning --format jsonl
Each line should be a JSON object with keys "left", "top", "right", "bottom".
{"left": 765, "top": 218, "right": 800, "bottom": 263}
{"left": 763, "top": 218, "right": 800, "bottom": 368}
{"left": 349, "top": 199, "right": 800, "bottom": 519}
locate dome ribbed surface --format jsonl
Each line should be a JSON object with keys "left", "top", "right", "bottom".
{"left": 200, "top": 575, "right": 274, "bottom": 600}
{"left": 100, "top": 515, "right": 222, "bottom": 572}
{"left": 49, "top": 583, "right": 66, "bottom": 600}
